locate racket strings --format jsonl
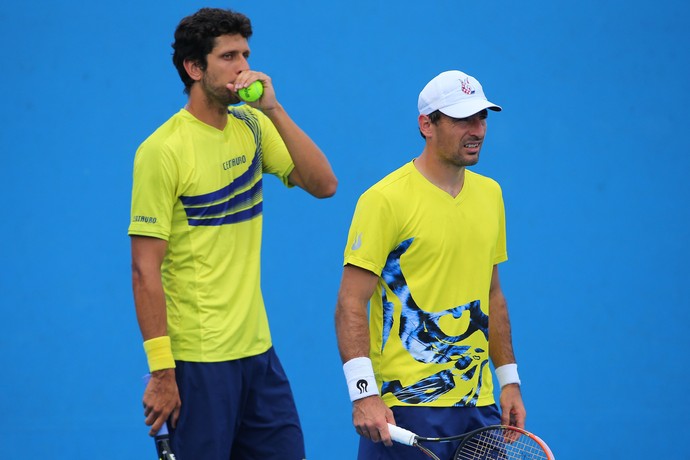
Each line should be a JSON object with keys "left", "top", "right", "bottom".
{"left": 455, "top": 429, "right": 549, "bottom": 460}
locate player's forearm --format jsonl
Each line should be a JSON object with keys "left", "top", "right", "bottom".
{"left": 262, "top": 104, "right": 337, "bottom": 198}
{"left": 130, "top": 236, "right": 169, "bottom": 340}
{"left": 132, "top": 268, "right": 169, "bottom": 340}
{"left": 488, "top": 291, "right": 517, "bottom": 367}
{"left": 335, "top": 298, "right": 371, "bottom": 362}
{"left": 488, "top": 264, "right": 517, "bottom": 367}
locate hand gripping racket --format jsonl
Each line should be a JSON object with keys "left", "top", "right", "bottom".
{"left": 143, "top": 374, "right": 177, "bottom": 460}
{"left": 388, "top": 423, "right": 555, "bottom": 460}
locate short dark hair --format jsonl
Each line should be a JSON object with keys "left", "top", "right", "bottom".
{"left": 419, "top": 110, "right": 442, "bottom": 139}
{"left": 172, "top": 8, "right": 253, "bottom": 94}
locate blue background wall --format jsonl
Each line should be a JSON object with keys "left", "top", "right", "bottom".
{"left": 1, "top": 1, "right": 688, "bottom": 458}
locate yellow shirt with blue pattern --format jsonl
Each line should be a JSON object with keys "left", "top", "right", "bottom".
{"left": 344, "top": 161, "right": 507, "bottom": 408}
{"left": 129, "top": 105, "right": 293, "bottom": 362}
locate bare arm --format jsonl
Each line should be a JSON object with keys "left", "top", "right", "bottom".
{"left": 132, "top": 235, "right": 168, "bottom": 340}
{"left": 488, "top": 264, "right": 526, "bottom": 428}
{"left": 488, "top": 265, "right": 516, "bottom": 367}
{"left": 131, "top": 235, "right": 181, "bottom": 435}
{"left": 230, "top": 71, "right": 337, "bottom": 198}
{"left": 335, "top": 265, "right": 396, "bottom": 446}
{"left": 264, "top": 104, "right": 337, "bottom": 198}
{"left": 335, "top": 265, "right": 378, "bottom": 361}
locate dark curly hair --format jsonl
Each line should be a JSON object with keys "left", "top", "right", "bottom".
{"left": 172, "top": 8, "right": 253, "bottom": 95}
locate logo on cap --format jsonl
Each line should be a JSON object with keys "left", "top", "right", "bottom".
{"left": 460, "top": 77, "right": 475, "bottom": 95}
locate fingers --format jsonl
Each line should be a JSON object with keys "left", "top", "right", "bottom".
{"left": 512, "top": 408, "right": 527, "bottom": 429}
{"left": 355, "top": 424, "right": 388, "bottom": 445}
{"left": 170, "top": 404, "right": 181, "bottom": 429}
{"left": 149, "top": 415, "right": 165, "bottom": 437}
{"left": 144, "top": 402, "right": 179, "bottom": 435}
{"left": 385, "top": 407, "right": 396, "bottom": 427}
{"left": 499, "top": 384, "right": 526, "bottom": 429}
{"left": 143, "top": 399, "right": 165, "bottom": 434}
{"left": 500, "top": 409, "right": 511, "bottom": 426}
{"left": 228, "top": 70, "right": 271, "bottom": 91}
{"left": 144, "top": 400, "right": 181, "bottom": 435}
{"left": 353, "top": 400, "right": 397, "bottom": 447}
{"left": 501, "top": 407, "right": 526, "bottom": 429}
{"left": 226, "top": 70, "right": 281, "bottom": 110}
{"left": 142, "top": 369, "right": 181, "bottom": 435}
{"left": 379, "top": 424, "right": 393, "bottom": 447}
{"left": 381, "top": 407, "right": 396, "bottom": 446}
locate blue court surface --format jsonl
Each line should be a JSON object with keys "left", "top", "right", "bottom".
{"left": 1, "top": 0, "right": 688, "bottom": 458}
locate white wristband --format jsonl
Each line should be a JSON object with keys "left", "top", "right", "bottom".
{"left": 343, "top": 357, "right": 379, "bottom": 401}
{"left": 495, "top": 363, "right": 521, "bottom": 388}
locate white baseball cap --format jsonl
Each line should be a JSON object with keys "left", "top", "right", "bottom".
{"left": 418, "top": 70, "right": 501, "bottom": 118}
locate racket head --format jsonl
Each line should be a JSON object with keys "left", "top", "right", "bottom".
{"left": 453, "top": 425, "right": 554, "bottom": 460}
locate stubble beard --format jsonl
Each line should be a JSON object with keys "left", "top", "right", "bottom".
{"left": 201, "top": 73, "right": 240, "bottom": 108}
{"left": 459, "top": 155, "right": 480, "bottom": 167}
{"left": 455, "top": 139, "right": 482, "bottom": 167}
{"left": 448, "top": 148, "right": 480, "bottom": 168}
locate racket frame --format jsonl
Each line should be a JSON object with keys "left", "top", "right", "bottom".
{"left": 388, "top": 423, "right": 555, "bottom": 460}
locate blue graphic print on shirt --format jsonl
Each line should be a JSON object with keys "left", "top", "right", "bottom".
{"left": 379, "top": 238, "right": 489, "bottom": 406}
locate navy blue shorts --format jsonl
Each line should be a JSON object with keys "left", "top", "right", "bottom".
{"left": 357, "top": 405, "right": 501, "bottom": 460}
{"left": 169, "top": 347, "right": 305, "bottom": 460}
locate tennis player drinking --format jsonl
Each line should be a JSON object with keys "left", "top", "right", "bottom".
{"left": 129, "top": 8, "right": 337, "bottom": 460}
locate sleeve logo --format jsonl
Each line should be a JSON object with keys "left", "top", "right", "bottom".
{"left": 351, "top": 232, "right": 363, "bottom": 251}
{"left": 133, "top": 215, "right": 157, "bottom": 224}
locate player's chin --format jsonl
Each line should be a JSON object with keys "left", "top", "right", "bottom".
{"left": 219, "top": 87, "right": 241, "bottom": 105}
{"left": 462, "top": 153, "right": 480, "bottom": 166}
{"left": 227, "top": 93, "right": 242, "bottom": 105}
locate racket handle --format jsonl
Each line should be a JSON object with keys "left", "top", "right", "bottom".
{"left": 154, "top": 436, "right": 176, "bottom": 460}
{"left": 387, "top": 423, "right": 417, "bottom": 446}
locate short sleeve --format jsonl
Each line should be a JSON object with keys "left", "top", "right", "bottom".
{"left": 343, "top": 188, "right": 399, "bottom": 276}
{"left": 128, "top": 140, "right": 179, "bottom": 240}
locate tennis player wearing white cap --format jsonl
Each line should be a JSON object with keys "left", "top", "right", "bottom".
{"left": 335, "top": 70, "right": 526, "bottom": 460}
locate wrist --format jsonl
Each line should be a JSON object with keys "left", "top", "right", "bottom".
{"left": 260, "top": 102, "right": 284, "bottom": 117}
{"left": 495, "top": 363, "right": 521, "bottom": 388}
{"left": 343, "top": 357, "right": 379, "bottom": 402}
{"left": 143, "top": 336, "right": 176, "bottom": 372}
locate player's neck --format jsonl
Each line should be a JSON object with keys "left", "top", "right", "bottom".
{"left": 185, "top": 88, "right": 228, "bottom": 131}
{"left": 414, "top": 151, "right": 466, "bottom": 198}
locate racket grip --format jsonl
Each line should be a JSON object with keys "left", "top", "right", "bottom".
{"left": 387, "top": 423, "right": 417, "bottom": 446}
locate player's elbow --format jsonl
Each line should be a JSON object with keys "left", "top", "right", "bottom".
{"left": 312, "top": 175, "right": 338, "bottom": 198}
{"left": 131, "top": 260, "right": 149, "bottom": 292}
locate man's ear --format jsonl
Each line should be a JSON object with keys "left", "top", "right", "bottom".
{"left": 418, "top": 114, "right": 433, "bottom": 139}
{"left": 183, "top": 59, "right": 203, "bottom": 82}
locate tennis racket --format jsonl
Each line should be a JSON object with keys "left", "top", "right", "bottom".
{"left": 143, "top": 374, "right": 177, "bottom": 460}
{"left": 388, "top": 423, "right": 555, "bottom": 460}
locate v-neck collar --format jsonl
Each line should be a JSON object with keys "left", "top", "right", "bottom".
{"left": 408, "top": 160, "right": 470, "bottom": 205}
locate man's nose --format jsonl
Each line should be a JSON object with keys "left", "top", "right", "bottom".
{"left": 237, "top": 55, "right": 250, "bottom": 72}
{"left": 468, "top": 118, "right": 486, "bottom": 136}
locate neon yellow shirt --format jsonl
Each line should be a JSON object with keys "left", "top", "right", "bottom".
{"left": 128, "top": 105, "right": 294, "bottom": 362}
{"left": 343, "top": 161, "right": 507, "bottom": 407}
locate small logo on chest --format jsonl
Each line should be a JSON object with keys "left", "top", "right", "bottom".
{"left": 222, "top": 155, "right": 247, "bottom": 170}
